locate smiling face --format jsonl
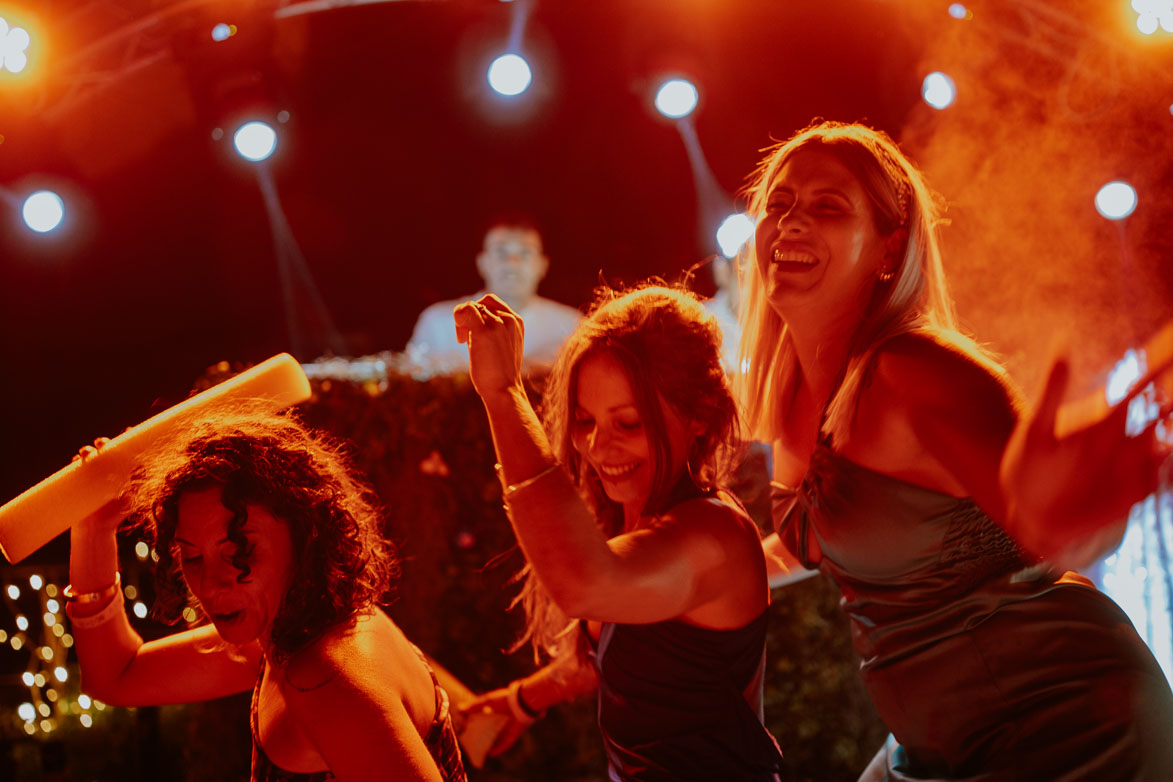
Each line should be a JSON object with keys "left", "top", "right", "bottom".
{"left": 570, "top": 351, "right": 693, "bottom": 526}
{"left": 754, "top": 145, "right": 889, "bottom": 328}
{"left": 174, "top": 486, "right": 295, "bottom": 647}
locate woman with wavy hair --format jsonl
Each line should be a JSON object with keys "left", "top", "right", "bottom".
{"left": 66, "top": 405, "right": 466, "bottom": 782}
{"left": 738, "top": 120, "right": 1173, "bottom": 780}
{"left": 455, "top": 285, "right": 784, "bottom": 782}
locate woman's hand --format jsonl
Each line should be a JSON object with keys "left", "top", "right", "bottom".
{"left": 1001, "top": 355, "right": 1172, "bottom": 565}
{"left": 456, "top": 686, "right": 533, "bottom": 757}
{"left": 71, "top": 438, "right": 128, "bottom": 535}
{"left": 454, "top": 294, "right": 525, "bottom": 400}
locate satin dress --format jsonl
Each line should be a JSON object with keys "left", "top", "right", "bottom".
{"left": 775, "top": 442, "right": 1173, "bottom": 781}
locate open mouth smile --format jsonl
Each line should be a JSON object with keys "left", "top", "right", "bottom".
{"left": 597, "top": 461, "right": 640, "bottom": 479}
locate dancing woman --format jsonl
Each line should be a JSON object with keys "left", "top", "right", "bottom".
{"left": 456, "top": 286, "right": 784, "bottom": 781}
{"left": 738, "top": 120, "right": 1173, "bottom": 780}
{"left": 67, "top": 406, "right": 467, "bottom": 782}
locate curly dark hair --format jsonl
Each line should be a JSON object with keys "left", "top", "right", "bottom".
{"left": 513, "top": 282, "right": 742, "bottom": 660}
{"left": 127, "top": 402, "right": 398, "bottom": 662}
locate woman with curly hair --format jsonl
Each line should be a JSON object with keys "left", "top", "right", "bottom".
{"left": 454, "top": 285, "right": 784, "bottom": 781}
{"left": 66, "top": 404, "right": 467, "bottom": 782}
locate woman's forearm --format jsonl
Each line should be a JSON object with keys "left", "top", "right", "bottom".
{"left": 480, "top": 388, "right": 615, "bottom": 613}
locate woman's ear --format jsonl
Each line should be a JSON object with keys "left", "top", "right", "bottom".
{"left": 884, "top": 227, "right": 909, "bottom": 263}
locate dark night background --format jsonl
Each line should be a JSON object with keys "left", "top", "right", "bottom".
{"left": 0, "top": 1, "right": 1171, "bottom": 778}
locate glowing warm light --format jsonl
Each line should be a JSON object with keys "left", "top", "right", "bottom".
{"left": 54, "top": 666, "right": 67, "bottom": 683}
{"left": 0, "top": 630, "right": 6, "bottom": 642}
{"left": 1132, "top": 1, "right": 1173, "bottom": 34}
{"left": 233, "top": 121, "right": 278, "bottom": 162}
{"left": 11, "top": 636, "right": 23, "bottom": 650}
{"left": 41, "top": 646, "right": 54, "bottom": 661}
{"left": 78, "top": 694, "right": 92, "bottom": 709}
{"left": 7, "top": 584, "right": 20, "bottom": 599}
{"left": 21, "top": 672, "right": 34, "bottom": 686}
{"left": 922, "top": 72, "right": 956, "bottom": 109}
{"left": 211, "top": 23, "right": 238, "bottom": 42}
{"left": 716, "top": 213, "right": 754, "bottom": 258}
{"left": 52, "top": 624, "right": 64, "bottom": 637}
{"left": 23, "top": 723, "right": 35, "bottom": 735}
{"left": 17, "top": 703, "right": 35, "bottom": 722}
{"left": 80, "top": 714, "right": 93, "bottom": 727}
{"left": 133, "top": 601, "right": 148, "bottom": 619}
{"left": 124, "top": 585, "right": 138, "bottom": 600}
{"left": 94, "top": 700, "right": 106, "bottom": 710}
{"left": 22, "top": 191, "right": 65, "bottom": 233}
{"left": 33, "top": 673, "right": 45, "bottom": 687}
{"left": 0, "top": 17, "right": 31, "bottom": 74}
{"left": 39, "top": 719, "right": 51, "bottom": 733}
{"left": 45, "top": 584, "right": 58, "bottom": 598}
{"left": 44, "top": 688, "right": 57, "bottom": 702}
{"left": 47, "top": 599, "right": 59, "bottom": 614}
{"left": 29, "top": 575, "right": 42, "bottom": 590}
{"left": 62, "top": 634, "right": 74, "bottom": 647}
{"left": 134, "top": 541, "right": 150, "bottom": 560}
{"left": 948, "top": 3, "right": 969, "bottom": 19}
{"left": 1095, "top": 181, "right": 1137, "bottom": 219}
{"left": 487, "top": 53, "right": 532, "bottom": 96}
{"left": 44, "top": 613, "right": 55, "bottom": 627}
{"left": 16, "top": 615, "right": 28, "bottom": 631}
{"left": 655, "top": 78, "right": 699, "bottom": 119}
{"left": 37, "top": 703, "right": 50, "bottom": 717}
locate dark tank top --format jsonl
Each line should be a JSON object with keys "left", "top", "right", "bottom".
{"left": 585, "top": 611, "right": 784, "bottom": 782}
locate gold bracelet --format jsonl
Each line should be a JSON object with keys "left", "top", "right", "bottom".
{"left": 63, "top": 572, "right": 121, "bottom": 604}
{"left": 501, "top": 464, "right": 561, "bottom": 503}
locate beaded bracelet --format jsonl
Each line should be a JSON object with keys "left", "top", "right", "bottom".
{"left": 63, "top": 573, "right": 121, "bottom": 605}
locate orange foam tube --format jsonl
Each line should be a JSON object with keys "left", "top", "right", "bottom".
{"left": 0, "top": 354, "right": 311, "bottom": 564}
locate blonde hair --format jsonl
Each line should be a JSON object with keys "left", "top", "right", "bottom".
{"left": 734, "top": 121, "right": 977, "bottom": 445}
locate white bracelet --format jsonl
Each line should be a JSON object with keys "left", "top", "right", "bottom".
{"left": 66, "top": 589, "right": 126, "bottom": 630}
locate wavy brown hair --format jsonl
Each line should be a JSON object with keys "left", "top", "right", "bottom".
{"left": 513, "top": 283, "right": 742, "bottom": 661}
{"left": 128, "top": 403, "right": 398, "bottom": 662}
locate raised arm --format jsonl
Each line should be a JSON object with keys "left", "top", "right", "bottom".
{"left": 456, "top": 295, "right": 766, "bottom": 624}
{"left": 67, "top": 455, "right": 259, "bottom": 706}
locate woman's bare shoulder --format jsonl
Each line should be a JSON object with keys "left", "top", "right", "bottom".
{"left": 282, "top": 610, "right": 400, "bottom": 692}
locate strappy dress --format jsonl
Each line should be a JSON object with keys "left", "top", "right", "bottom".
{"left": 773, "top": 376, "right": 1173, "bottom": 780}
{"left": 249, "top": 649, "right": 467, "bottom": 782}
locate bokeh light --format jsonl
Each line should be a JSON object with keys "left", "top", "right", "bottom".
{"left": 7, "top": 584, "right": 19, "bottom": 599}
{"left": 655, "top": 78, "right": 699, "bottom": 119}
{"left": 716, "top": 213, "right": 754, "bottom": 258}
{"left": 233, "top": 121, "right": 278, "bottom": 162}
{"left": 133, "top": 602, "right": 148, "bottom": 619}
{"left": 29, "top": 575, "right": 42, "bottom": 590}
{"left": 212, "top": 23, "right": 238, "bottom": 42}
{"left": 948, "top": 3, "right": 970, "bottom": 19}
{"left": 487, "top": 53, "right": 532, "bottom": 96}
{"left": 1132, "top": 1, "right": 1173, "bottom": 34}
{"left": 921, "top": 72, "right": 956, "bottom": 110}
{"left": 18, "top": 703, "right": 35, "bottom": 722}
{"left": 22, "top": 190, "right": 65, "bottom": 233}
{"left": 1094, "top": 181, "right": 1138, "bottom": 220}
{"left": 0, "top": 17, "right": 31, "bottom": 74}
